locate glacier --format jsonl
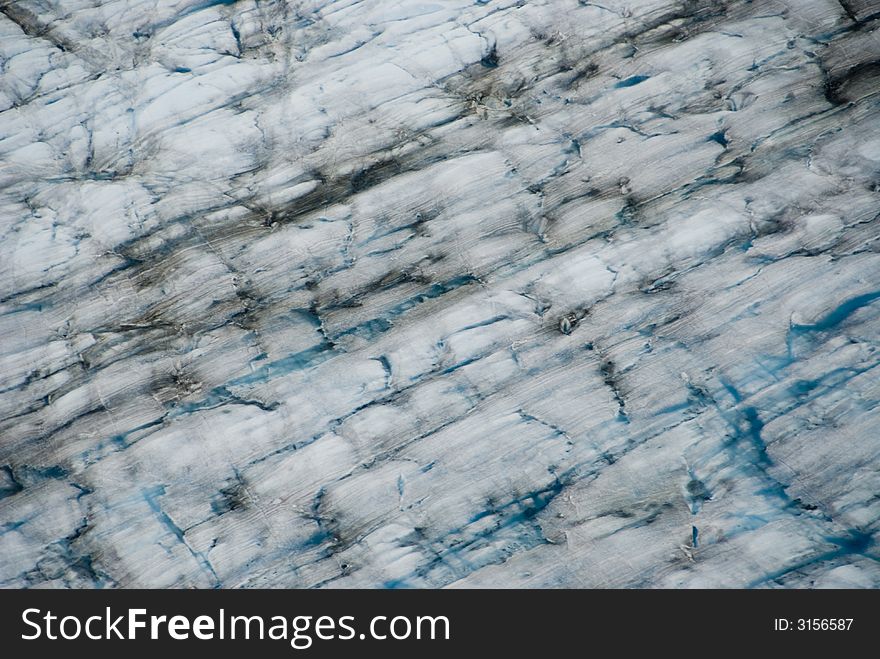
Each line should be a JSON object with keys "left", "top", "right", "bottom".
{"left": 1, "top": 0, "right": 879, "bottom": 588}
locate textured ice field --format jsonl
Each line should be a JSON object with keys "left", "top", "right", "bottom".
{"left": 1, "top": 0, "right": 879, "bottom": 588}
